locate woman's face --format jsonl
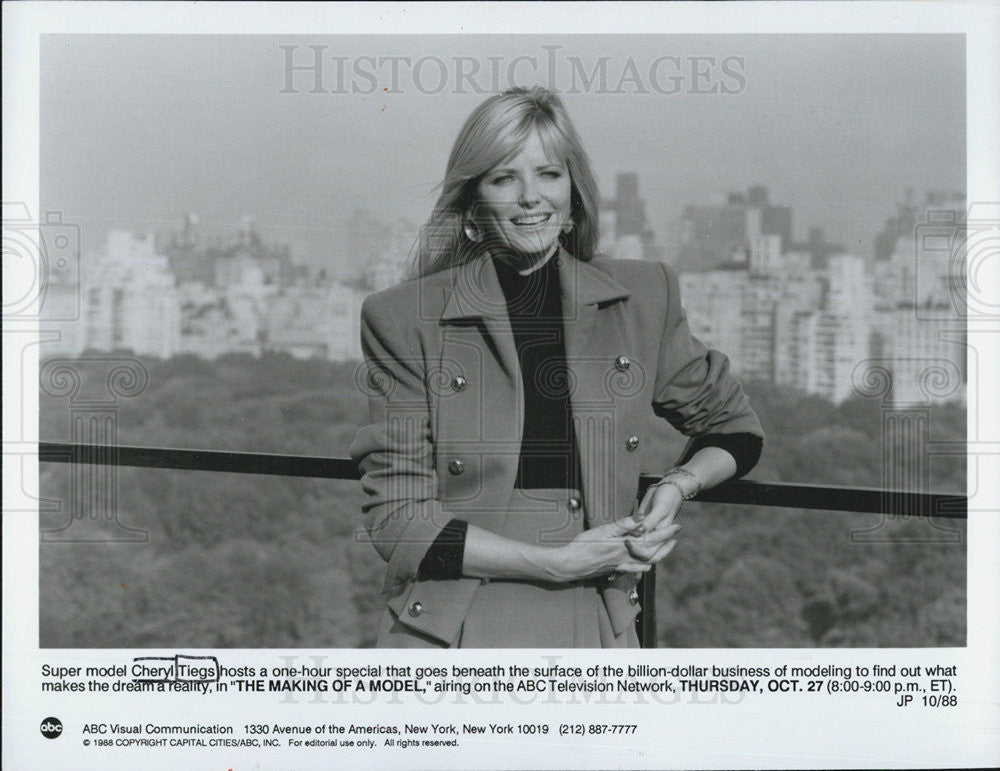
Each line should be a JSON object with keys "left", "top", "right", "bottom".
{"left": 475, "top": 129, "right": 572, "bottom": 261}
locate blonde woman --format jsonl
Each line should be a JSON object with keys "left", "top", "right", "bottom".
{"left": 351, "top": 86, "right": 763, "bottom": 648}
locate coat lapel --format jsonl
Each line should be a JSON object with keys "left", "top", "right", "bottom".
{"left": 558, "top": 250, "right": 631, "bottom": 373}
{"left": 558, "top": 252, "right": 631, "bottom": 525}
{"left": 441, "top": 256, "right": 520, "bottom": 384}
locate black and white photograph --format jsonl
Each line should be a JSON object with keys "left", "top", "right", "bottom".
{"left": 4, "top": 2, "right": 999, "bottom": 769}
{"left": 34, "top": 32, "right": 968, "bottom": 649}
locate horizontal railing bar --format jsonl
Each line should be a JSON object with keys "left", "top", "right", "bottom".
{"left": 39, "top": 441, "right": 361, "bottom": 481}
{"left": 38, "top": 442, "right": 967, "bottom": 519}
{"left": 637, "top": 477, "right": 966, "bottom": 519}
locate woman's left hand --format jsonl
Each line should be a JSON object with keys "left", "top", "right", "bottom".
{"left": 626, "top": 481, "right": 684, "bottom": 563}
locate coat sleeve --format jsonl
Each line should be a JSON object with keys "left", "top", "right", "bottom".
{"left": 348, "top": 292, "right": 453, "bottom": 597}
{"left": 651, "top": 262, "right": 764, "bottom": 458}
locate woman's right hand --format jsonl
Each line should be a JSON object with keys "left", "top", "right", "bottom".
{"left": 546, "top": 517, "right": 674, "bottom": 582}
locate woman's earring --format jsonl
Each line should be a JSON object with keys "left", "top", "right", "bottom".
{"left": 463, "top": 212, "right": 483, "bottom": 243}
{"left": 558, "top": 221, "right": 575, "bottom": 247}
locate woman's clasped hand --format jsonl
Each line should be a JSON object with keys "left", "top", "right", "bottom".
{"left": 549, "top": 511, "right": 682, "bottom": 582}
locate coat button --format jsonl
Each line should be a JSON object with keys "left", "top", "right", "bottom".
{"left": 408, "top": 601, "right": 423, "bottom": 618}
{"left": 629, "top": 589, "right": 639, "bottom": 606}
{"left": 448, "top": 459, "right": 465, "bottom": 475}
{"left": 451, "top": 375, "right": 467, "bottom": 392}
{"left": 615, "top": 355, "right": 631, "bottom": 372}
{"left": 567, "top": 496, "right": 582, "bottom": 511}
{"left": 625, "top": 435, "right": 640, "bottom": 451}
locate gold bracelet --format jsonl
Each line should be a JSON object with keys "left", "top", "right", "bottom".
{"left": 652, "top": 467, "right": 702, "bottom": 500}
{"left": 651, "top": 478, "right": 689, "bottom": 503}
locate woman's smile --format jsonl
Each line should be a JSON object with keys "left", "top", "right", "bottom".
{"left": 511, "top": 212, "right": 553, "bottom": 228}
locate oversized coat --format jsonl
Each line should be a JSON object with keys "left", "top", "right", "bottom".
{"left": 349, "top": 249, "right": 763, "bottom": 647}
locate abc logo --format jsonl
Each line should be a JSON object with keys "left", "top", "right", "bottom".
{"left": 40, "top": 717, "right": 63, "bottom": 739}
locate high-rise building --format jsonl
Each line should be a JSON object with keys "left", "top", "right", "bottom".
{"left": 680, "top": 268, "right": 743, "bottom": 368}
{"left": 773, "top": 306, "right": 816, "bottom": 393}
{"left": 346, "top": 209, "right": 413, "bottom": 291}
{"left": 78, "top": 231, "right": 181, "bottom": 358}
{"left": 613, "top": 173, "right": 646, "bottom": 238}
{"left": 806, "top": 309, "right": 871, "bottom": 403}
{"left": 874, "top": 190, "right": 966, "bottom": 260}
{"left": 870, "top": 308, "right": 966, "bottom": 404}
{"left": 677, "top": 186, "right": 792, "bottom": 271}
{"left": 782, "top": 227, "right": 846, "bottom": 269}
{"left": 600, "top": 173, "right": 663, "bottom": 261}
{"left": 158, "top": 212, "right": 215, "bottom": 285}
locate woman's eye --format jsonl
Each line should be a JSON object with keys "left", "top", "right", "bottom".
{"left": 541, "top": 170, "right": 563, "bottom": 179}
{"left": 491, "top": 174, "right": 516, "bottom": 185}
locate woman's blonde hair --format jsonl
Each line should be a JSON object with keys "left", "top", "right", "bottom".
{"left": 411, "top": 86, "right": 601, "bottom": 278}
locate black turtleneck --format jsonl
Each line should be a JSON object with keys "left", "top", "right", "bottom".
{"left": 492, "top": 253, "right": 583, "bottom": 490}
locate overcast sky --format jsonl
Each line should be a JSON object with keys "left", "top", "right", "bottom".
{"left": 41, "top": 34, "right": 965, "bottom": 275}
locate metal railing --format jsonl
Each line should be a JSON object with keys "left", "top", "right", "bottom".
{"left": 39, "top": 441, "right": 967, "bottom": 648}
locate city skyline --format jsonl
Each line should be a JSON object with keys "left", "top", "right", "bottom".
{"left": 42, "top": 182, "right": 967, "bottom": 408}
{"left": 40, "top": 34, "right": 965, "bottom": 274}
